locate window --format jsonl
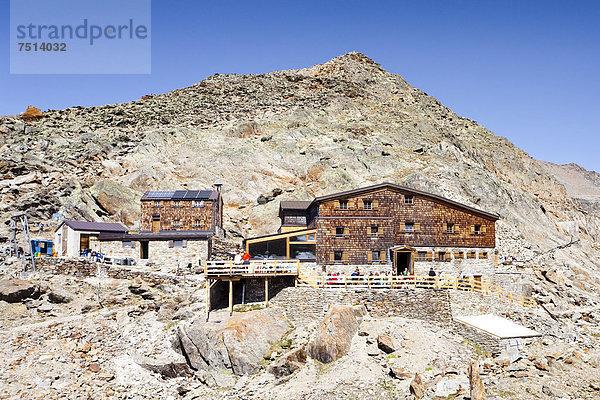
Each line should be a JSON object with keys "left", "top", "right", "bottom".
{"left": 467, "top": 251, "right": 476, "bottom": 259}
{"left": 173, "top": 220, "right": 181, "bottom": 230}
{"left": 194, "top": 219, "right": 202, "bottom": 229}
{"left": 454, "top": 251, "right": 464, "bottom": 259}
{"left": 339, "top": 200, "right": 349, "bottom": 210}
{"left": 371, "top": 251, "right": 381, "bottom": 261}
{"left": 173, "top": 240, "right": 183, "bottom": 247}
{"left": 363, "top": 200, "right": 372, "bottom": 210}
{"left": 370, "top": 225, "right": 379, "bottom": 235}
{"left": 173, "top": 201, "right": 181, "bottom": 208}
{"left": 335, "top": 227, "right": 345, "bottom": 237}
{"left": 192, "top": 200, "right": 205, "bottom": 208}
{"left": 123, "top": 241, "right": 133, "bottom": 248}
{"left": 446, "top": 223, "right": 455, "bottom": 233}
{"left": 404, "top": 195, "right": 414, "bottom": 204}
{"left": 417, "top": 251, "right": 427, "bottom": 261}
{"left": 153, "top": 201, "right": 161, "bottom": 207}
{"left": 404, "top": 222, "right": 414, "bottom": 232}
{"left": 474, "top": 224, "right": 482, "bottom": 235}
{"left": 437, "top": 251, "right": 450, "bottom": 262}
{"left": 334, "top": 251, "right": 343, "bottom": 261}
{"left": 479, "top": 252, "right": 488, "bottom": 259}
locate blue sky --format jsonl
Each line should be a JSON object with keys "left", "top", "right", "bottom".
{"left": 2, "top": 1, "right": 599, "bottom": 171}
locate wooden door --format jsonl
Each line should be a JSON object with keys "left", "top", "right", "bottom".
{"left": 152, "top": 217, "right": 160, "bottom": 233}
{"left": 62, "top": 225, "right": 68, "bottom": 256}
{"left": 473, "top": 275, "right": 482, "bottom": 293}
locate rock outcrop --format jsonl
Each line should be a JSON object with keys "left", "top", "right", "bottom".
{"left": 176, "top": 308, "right": 291, "bottom": 375}
{"left": 308, "top": 304, "right": 366, "bottom": 363}
{"left": 0, "top": 279, "right": 36, "bottom": 303}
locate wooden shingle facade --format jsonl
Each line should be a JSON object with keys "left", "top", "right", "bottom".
{"left": 140, "top": 190, "right": 223, "bottom": 233}
{"left": 246, "top": 183, "right": 499, "bottom": 276}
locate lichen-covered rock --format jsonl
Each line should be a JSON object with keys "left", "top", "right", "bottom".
{"left": 176, "top": 308, "right": 291, "bottom": 375}
{"left": 268, "top": 347, "right": 307, "bottom": 377}
{"left": 308, "top": 304, "right": 366, "bottom": 363}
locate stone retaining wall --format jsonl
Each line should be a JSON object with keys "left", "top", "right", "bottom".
{"left": 35, "top": 258, "right": 200, "bottom": 287}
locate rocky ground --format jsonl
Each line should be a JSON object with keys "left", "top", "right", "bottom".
{"left": 1, "top": 259, "right": 600, "bottom": 400}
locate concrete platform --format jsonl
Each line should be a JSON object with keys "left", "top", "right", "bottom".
{"left": 454, "top": 314, "right": 541, "bottom": 339}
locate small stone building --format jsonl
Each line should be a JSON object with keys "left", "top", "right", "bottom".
{"left": 245, "top": 182, "right": 499, "bottom": 277}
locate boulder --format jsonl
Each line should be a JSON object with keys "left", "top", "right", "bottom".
{"left": 21, "top": 105, "right": 44, "bottom": 121}
{"left": 176, "top": 308, "right": 291, "bottom": 375}
{"left": 0, "top": 279, "right": 36, "bottom": 303}
{"left": 90, "top": 180, "right": 140, "bottom": 227}
{"left": 136, "top": 354, "right": 194, "bottom": 378}
{"left": 467, "top": 361, "right": 486, "bottom": 400}
{"left": 268, "top": 348, "right": 307, "bottom": 378}
{"left": 308, "top": 304, "right": 367, "bottom": 363}
{"left": 409, "top": 373, "right": 425, "bottom": 399}
{"left": 543, "top": 269, "right": 565, "bottom": 286}
{"left": 389, "top": 364, "right": 413, "bottom": 380}
{"left": 377, "top": 334, "right": 396, "bottom": 354}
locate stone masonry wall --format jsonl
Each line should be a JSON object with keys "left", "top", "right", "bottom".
{"left": 270, "top": 287, "right": 504, "bottom": 353}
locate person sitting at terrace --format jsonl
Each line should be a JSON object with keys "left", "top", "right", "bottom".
{"left": 351, "top": 268, "right": 360, "bottom": 277}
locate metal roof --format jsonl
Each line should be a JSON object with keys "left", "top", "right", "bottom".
{"left": 280, "top": 201, "right": 312, "bottom": 210}
{"left": 99, "top": 230, "right": 214, "bottom": 241}
{"left": 141, "top": 190, "right": 218, "bottom": 201}
{"left": 56, "top": 220, "right": 128, "bottom": 233}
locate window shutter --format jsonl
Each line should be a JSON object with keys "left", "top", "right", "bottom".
{"left": 330, "top": 227, "right": 336, "bottom": 236}
{"left": 329, "top": 252, "right": 335, "bottom": 262}
{"left": 414, "top": 223, "right": 421, "bottom": 232}
{"left": 426, "top": 251, "right": 433, "bottom": 260}
{"left": 168, "top": 240, "right": 174, "bottom": 248}
{"left": 334, "top": 200, "right": 340, "bottom": 210}
{"left": 342, "top": 252, "right": 349, "bottom": 261}
{"left": 380, "top": 251, "right": 386, "bottom": 261}
{"left": 182, "top": 240, "right": 187, "bottom": 248}
{"left": 357, "top": 199, "right": 364, "bottom": 209}
{"left": 470, "top": 225, "right": 475, "bottom": 235}
{"left": 445, "top": 253, "right": 451, "bottom": 261}
{"left": 348, "top": 200, "right": 355, "bottom": 210}
{"left": 132, "top": 241, "right": 137, "bottom": 249}
{"left": 454, "top": 225, "right": 460, "bottom": 234}
{"left": 372, "top": 200, "right": 379, "bottom": 209}
{"left": 400, "top": 222, "right": 405, "bottom": 231}
{"left": 481, "top": 225, "right": 487, "bottom": 234}
{"left": 367, "top": 252, "right": 373, "bottom": 262}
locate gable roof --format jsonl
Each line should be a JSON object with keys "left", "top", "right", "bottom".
{"left": 56, "top": 220, "right": 129, "bottom": 233}
{"left": 141, "top": 190, "right": 218, "bottom": 201}
{"left": 288, "top": 182, "right": 499, "bottom": 221}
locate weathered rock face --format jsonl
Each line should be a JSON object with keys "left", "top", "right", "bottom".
{"left": 410, "top": 372, "right": 425, "bottom": 399}
{"left": 176, "top": 308, "right": 291, "bottom": 375}
{"left": 21, "top": 105, "right": 44, "bottom": 122}
{"left": 0, "top": 279, "right": 36, "bottom": 303}
{"left": 308, "top": 304, "right": 366, "bottom": 363}
{"left": 268, "top": 348, "right": 307, "bottom": 378}
{"left": 376, "top": 333, "right": 396, "bottom": 354}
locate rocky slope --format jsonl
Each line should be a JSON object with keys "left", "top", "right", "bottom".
{"left": 2, "top": 51, "right": 600, "bottom": 295}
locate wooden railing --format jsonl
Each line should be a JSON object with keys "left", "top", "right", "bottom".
{"left": 203, "top": 260, "right": 300, "bottom": 276}
{"left": 296, "top": 275, "right": 537, "bottom": 308}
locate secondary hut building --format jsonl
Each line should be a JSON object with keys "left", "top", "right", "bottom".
{"left": 245, "top": 183, "right": 499, "bottom": 277}
{"left": 97, "top": 189, "right": 224, "bottom": 269}
{"left": 54, "top": 220, "right": 129, "bottom": 257}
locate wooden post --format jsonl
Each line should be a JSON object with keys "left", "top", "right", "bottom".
{"left": 228, "top": 280, "right": 233, "bottom": 316}
{"left": 286, "top": 237, "right": 290, "bottom": 259}
{"left": 264, "top": 277, "right": 269, "bottom": 307}
{"left": 205, "top": 278, "right": 211, "bottom": 321}
{"left": 344, "top": 276, "right": 347, "bottom": 288}
{"left": 322, "top": 275, "right": 325, "bottom": 288}
{"left": 367, "top": 275, "right": 370, "bottom": 289}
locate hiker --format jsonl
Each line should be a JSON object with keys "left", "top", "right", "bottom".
{"left": 242, "top": 251, "right": 251, "bottom": 265}
{"left": 428, "top": 267, "right": 436, "bottom": 287}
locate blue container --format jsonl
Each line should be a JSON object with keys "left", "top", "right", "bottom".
{"left": 30, "top": 239, "right": 54, "bottom": 256}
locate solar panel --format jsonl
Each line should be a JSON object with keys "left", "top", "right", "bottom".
{"left": 172, "top": 190, "right": 188, "bottom": 199}
{"left": 183, "top": 190, "right": 199, "bottom": 199}
{"left": 198, "top": 190, "right": 212, "bottom": 199}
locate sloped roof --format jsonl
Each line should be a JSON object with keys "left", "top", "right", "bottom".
{"left": 141, "top": 190, "right": 218, "bottom": 201}
{"left": 282, "top": 182, "right": 499, "bottom": 220}
{"left": 56, "top": 220, "right": 129, "bottom": 233}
